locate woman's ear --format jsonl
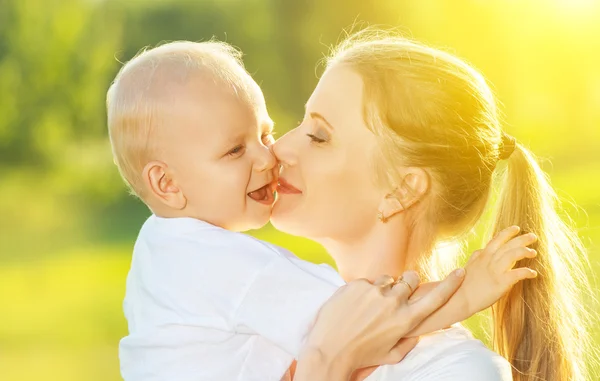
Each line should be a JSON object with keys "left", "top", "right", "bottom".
{"left": 377, "top": 167, "right": 430, "bottom": 222}
{"left": 143, "top": 161, "right": 187, "bottom": 210}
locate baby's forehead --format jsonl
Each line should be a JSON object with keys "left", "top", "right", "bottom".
{"left": 181, "top": 73, "right": 268, "bottom": 120}
{"left": 163, "top": 75, "right": 271, "bottom": 138}
{"left": 151, "top": 60, "right": 267, "bottom": 121}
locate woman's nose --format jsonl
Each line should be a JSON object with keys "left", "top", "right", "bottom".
{"left": 272, "top": 130, "right": 298, "bottom": 167}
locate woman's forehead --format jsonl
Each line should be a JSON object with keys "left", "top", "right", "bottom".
{"left": 306, "top": 66, "right": 366, "bottom": 130}
{"left": 309, "top": 66, "right": 363, "bottom": 108}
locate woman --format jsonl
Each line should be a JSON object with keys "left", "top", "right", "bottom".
{"left": 272, "top": 30, "right": 591, "bottom": 381}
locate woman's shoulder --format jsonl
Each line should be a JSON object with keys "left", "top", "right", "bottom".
{"left": 370, "top": 325, "right": 512, "bottom": 381}
{"left": 424, "top": 335, "right": 512, "bottom": 381}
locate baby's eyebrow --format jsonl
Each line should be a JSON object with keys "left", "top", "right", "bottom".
{"left": 226, "top": 131, "right": 247, "bottom": 144}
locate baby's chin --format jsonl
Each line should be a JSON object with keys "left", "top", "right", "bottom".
{"left": 236, "top": 211, "right": 272, "bottom": 232}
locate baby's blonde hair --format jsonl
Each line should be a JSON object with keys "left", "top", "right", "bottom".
{"left": 327, "top": 29, "right": 593, "bottom": 381}
{"left": 107, "top": 40, "right": 253, "bottom": 198}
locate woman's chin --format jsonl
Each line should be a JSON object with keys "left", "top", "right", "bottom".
{"left": 270, "top": 203, "right": 291, "bottom": 230}
{"left": 270, "top": 200, "right": 303, "bottom": 235}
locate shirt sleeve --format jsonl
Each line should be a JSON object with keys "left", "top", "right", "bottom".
{"left": 232, "top": 246, "right": 345, "bottom": 358}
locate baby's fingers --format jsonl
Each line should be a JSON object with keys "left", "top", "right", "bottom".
{"left": 465, "top": 249, "right": 483, "bottom": 266}
{"left": 406, "top": 268, "right": 464, "bottom": 323}
{"left": 495, "top": 232, "right": 537, "bottom": 255}
{"left": 505, "top": 267, "right": 538, "bottom": 287}
{"left": 485, "top": 226, "right": 521, "bottom": 254}
{"left": 496, "top": 247, "right": 537, "bottom": 271}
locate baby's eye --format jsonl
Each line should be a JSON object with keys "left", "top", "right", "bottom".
{"left": 227, "top": 145, "right": 245, "bottom": 157}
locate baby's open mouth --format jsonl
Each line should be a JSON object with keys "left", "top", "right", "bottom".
{"left": 247, "top": 183, "right": 275, "bottom": 205}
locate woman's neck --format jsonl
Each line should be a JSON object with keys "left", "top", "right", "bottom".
{"left": 320, "top": 219, "right": 423, "bottom": 282}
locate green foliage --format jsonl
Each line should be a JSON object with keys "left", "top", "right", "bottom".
{"left": 1, "top": 0, "right": 599, "bottom": 379}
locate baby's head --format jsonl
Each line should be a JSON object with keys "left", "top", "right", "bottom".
{"left": 107, "top": 41, "right": 277, "bottom": 232}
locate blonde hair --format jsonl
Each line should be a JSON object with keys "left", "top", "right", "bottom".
{"left": 106, "top": 40, "right": 253, "bottom": 198}
{"left": 327, "top": 29, "right": 592, "bottom": 381}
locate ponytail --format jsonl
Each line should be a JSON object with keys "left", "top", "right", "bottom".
{"left": 490, "top": 144, "right": 591, "bottom": 381}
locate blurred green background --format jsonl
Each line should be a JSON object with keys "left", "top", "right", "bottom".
{"left": 1, "top": 0, "right": 599, "bottom": 380}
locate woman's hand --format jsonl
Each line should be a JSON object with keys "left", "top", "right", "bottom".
{"left": 293, "top": 269, "right": 466, "bottom": 381}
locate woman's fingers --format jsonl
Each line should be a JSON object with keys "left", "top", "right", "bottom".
{"left": 388, "top": 271, "right": 420, "bottom": 299}
{"left": 380, "top": 337, "right": 419, "bottom": 365}
{"left": 373, "top": 274, "right": 396, "bottom": 290}
{"left": 496, "top": 247, "right": 537, "bottom": 270}
{"left": 406, "top": 268, "right": 465, "bottom": 322}
{"left": 484, "top": 225, "right": 521, "bottom": 254}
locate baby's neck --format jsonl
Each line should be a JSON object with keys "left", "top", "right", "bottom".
{"left": 149, "top": 202, "right": 192, "bottom": 220}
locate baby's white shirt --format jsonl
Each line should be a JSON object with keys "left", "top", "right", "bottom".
{"left": 119, "top": 215, "right": 345, "bottom": 381}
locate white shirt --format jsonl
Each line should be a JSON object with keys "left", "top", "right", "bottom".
{"left": 120, "top": 215, "right": 511, "bottom": 381}
{"left": 367, "top": 325, "right": 512, "bottom": 381}
{"left": 119, "top": 215, "right": 344, "bottom": 381}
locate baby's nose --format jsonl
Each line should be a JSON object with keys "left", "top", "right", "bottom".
{"left": 254, "top": 144, "right": 277, "bottom": 172}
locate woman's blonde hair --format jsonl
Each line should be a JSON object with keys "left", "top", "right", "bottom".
{"left": 326, "top": 29, "right": 592, "bottom": 381}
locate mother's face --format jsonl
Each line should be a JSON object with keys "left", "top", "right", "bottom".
{"left": 271, "top": 66, "right": 383, "bottom": 241}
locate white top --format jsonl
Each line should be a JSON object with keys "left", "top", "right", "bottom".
{"left": 120, "top": 216, "right": 511, "bottom": 381}
{"left": 119, "top": 215, "right": 344, "bottom": 381}
{"left": 367, "top": 325, "right": 513, "bottom": 381}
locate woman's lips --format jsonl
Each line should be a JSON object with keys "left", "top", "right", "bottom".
{"left": 277, "top": 177, "right": 302, "bottom": 195}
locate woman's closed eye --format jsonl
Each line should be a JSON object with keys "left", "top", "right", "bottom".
{"left": 306, "top": 128, "right": 330, "bottom": 144}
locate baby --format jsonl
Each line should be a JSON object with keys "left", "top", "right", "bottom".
{"left": 108, "top": 41, "right": 351, "bottom": 381}
{"left": 107, "top": 41, "right": 534, "bottom": 381}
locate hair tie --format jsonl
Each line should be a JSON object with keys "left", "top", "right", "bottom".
{"left": 499, "top": 133, "right": 516, "bottom": 160}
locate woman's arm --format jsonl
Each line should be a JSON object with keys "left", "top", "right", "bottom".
{"left": 292, "top": 269, "right": 465, "bottom": 381}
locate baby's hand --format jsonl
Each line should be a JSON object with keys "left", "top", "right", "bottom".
{"left": 404, "top": 226, "right": 537, "bottom": 337}
{"left": 462, "top": 225, "right": 538, "bottom": 315}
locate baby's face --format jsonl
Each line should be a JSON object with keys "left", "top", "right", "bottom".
{"left": 157, "top": 76, "right": 277, "bottom": 231}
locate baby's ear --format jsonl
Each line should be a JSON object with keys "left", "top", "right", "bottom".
{"left": 143, "top": 161, "right": 187, "bottom": 210}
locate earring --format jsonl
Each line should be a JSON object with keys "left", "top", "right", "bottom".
{"left": 377, "top": 211, "right": 388, "bottom": 223}
{"left": 385, "top": 187, "right": 399, "bottom": 200}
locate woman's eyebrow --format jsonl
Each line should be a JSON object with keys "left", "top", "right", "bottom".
{"left": 309, "top": 112, "right": 335, "bottom": 130}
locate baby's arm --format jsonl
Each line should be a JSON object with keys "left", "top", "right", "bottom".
{"left": 232, "top": 243, "right": 345, "bottom": 357}
{"left": 406, "top": 226, "right": 538, "bottom": 336}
